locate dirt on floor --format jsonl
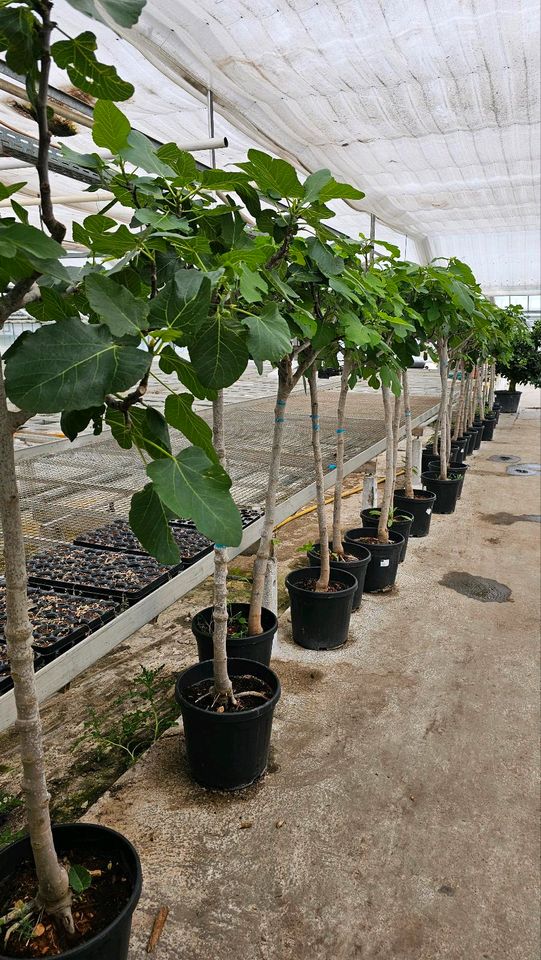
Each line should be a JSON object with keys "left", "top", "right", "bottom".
{"left": 2, "top": 394, "right": 540, "bottom": 960}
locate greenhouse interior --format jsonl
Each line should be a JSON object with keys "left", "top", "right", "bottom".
{"left": 0, "top": 1, "right": 539, "bottom": 958}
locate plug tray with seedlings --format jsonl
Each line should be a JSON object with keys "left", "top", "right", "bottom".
{"left": 74, "top": 518, "right": 213, "bottom": 566}
{"left": 27, "top": 544, "right": 183, "bottom": 604}
{"left": 170, "top": 506, "right": 263, "bottom": 531}
{"left": 0, "top": 644, "right": 43, "bottom": 696}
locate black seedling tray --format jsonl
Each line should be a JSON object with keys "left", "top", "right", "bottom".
{"left": 27, "top": 545, "right": 183, "bottom": 605}
{"left": 0, "top": 645, "right": 43, "bottom": 696}
{"left": 0, "top": 589, "right": 119, "bottom": 663}
{"left": 74, "top": 519, "right": 213, "bottom": 566}
{"left": 170, "top": 506, "right": 263, "bottom": 532}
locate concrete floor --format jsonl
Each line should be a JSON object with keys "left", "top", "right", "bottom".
{"left": 79, "top": 391, "right": 541, "bottom": 960}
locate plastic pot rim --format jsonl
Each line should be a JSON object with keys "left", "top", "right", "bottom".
{"left": 285, "top": 565, "right": 358, "bottom": 597}
{"left": 175, "top": 657, "right": 281, "bottom": 722}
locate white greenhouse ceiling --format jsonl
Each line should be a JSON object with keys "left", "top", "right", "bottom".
{"left": 0, "top": 0, "right": 539, "bottom": 292}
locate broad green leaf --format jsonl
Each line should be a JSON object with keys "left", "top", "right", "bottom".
{"left": 107, "top": 406, "right": 171, "bottom": 459}
{"left": 155, "top": 144, "right": 196, "bottom": 182}
{"left": 10, "top": 200, "right": 29, "bottom": 224}
{"left": 317, "top": 178, "right": 365, "bottom": 202}
{"left": 0, "top": 5, "right": 39, "bottom": 73}
{"left": 199, "top": 170, "right": 251, "bottom": 191}
{"left": 26, "top": 288, "right": 78, "bottom": 323}
{"left": 129, "top": 484, "right": 180, "bottom": 565}
{"left": 341, "top": 312, "right": 374, "bottom": 346}
{"left": 148, "top": 271, "right": 211, "bottom": 337}
{"left": 0, "top": 223, "right": 64, "bottom": 260}
{"left": 164, "top": 394, "right": 216, "bottom": 462}
{"left": 85, "top": 273, "right": 149, "bottom": 336}
{"left": 219, "top": 243, "right": 274, "bottom": 270}
{"left": 306, "top": 237, "right": 344, "bottom": 277}
{"left": 159, "top": 346, "right": 217, "bottom": 400}
{"left": 119, "top": 131, "right": 175, "bottom": 177}
{"left": 133, "top": 209, "right": 190, "bottom": 233}
{"left": 0, "top": 182, "right": 25, "bottom": 202}
{"left": 329, "top": 275, "right": 360, "bottom": 303}
{"left": 237, "top": 149, "right": 303, "bottom": 199}
{"left": 239, "top": 266, "right": 268, "bottom": 303}
{"left": 51, "top": 32, "right": 133, "bottom": 101}
{"left": 242, "top": 304, "right": 292, "bottom": 363}
{"left": 59, "top": 144, "right": 103, "bottom": 169}
{"left": 4, "top": 317, "right": 149, "bottom": 412}
{"left": 68, "top": 865, "right": 92, "bottom": 894}
{"left": 73, "top": 214, "right": 139, "bottom": 257}
{"left": 147, "top": 446, "right": 242, "bottom": 546}
{"left": 92, "top": 100, "right": 130, "bottom": 152}
{"left": 61, "top": 406, "right": 104, "bottom": 441}
{"left": 65, "top": 0, "right": 146, "bottom": 27}
{"left": 265, "top": 269, "right": 300, "bottom": 302}
{"left": 302, "top": 169, "right": 332, "bottom": 203}
{"left": 235, "top": 182, "right": 261, "bottom": 219}
{"left": 189, "top": 315, "right": 248, "bottom": 388}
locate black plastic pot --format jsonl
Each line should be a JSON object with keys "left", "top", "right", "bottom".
{"left": 451, "top": 436, "right": 468, "bottom": 461}
{"left": 429, "top": 461, "right": 468, "bottom": 498}
{"left": 191, "top": 603, "right": 277, "bottom": 667}
{"left": 307, "top": 542, "right": 370, "bottom": 611}
{"left": 492, "top": 403, "right": 501, "bottom": 425}
{"left": 464, "top": 429, "right": 477, "bottom": 455}
{"left": 359, "top": 509, "right": 413, "bottom": 562}
{"left": 344, "top": 528, "right": 404, "bottom": 592}
{"left": 0, "top": 824, "right": 141, "bottom": 960}
{"left": 393, "top": 489, "right": 437, "bottom": 537}
{"left": 471, "top": 421, "right": 484, "bottom": 449}
{"left": 285, "top": 566, "right": 357, "bottom": 650}
{"left": 421, "top": 472, "right": 461, "bottom": 514}
{"left": 494, "top": 389, "right": 521, "bottom": 413}
{"left": 175, "top": 658, "right": 280, "bottom": 790}
{"left": 482, "top": 417, "right": 496, "bottom": 441}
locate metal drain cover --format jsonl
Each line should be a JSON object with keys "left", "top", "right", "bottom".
{"left": 507, "top": 464, "right": 539, "bottom": 476}
{"left": 519, "top": 463, "right": 541, "bottom": 472}
{"left": 488, "top": 454, "right": 521, "bottom": 463}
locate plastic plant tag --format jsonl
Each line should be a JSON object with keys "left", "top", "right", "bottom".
{"left": 426, "top": 508, "right": 432, "bottom": 514}
{"left": 380, "top": 559, "right": 390, "bottom": 567}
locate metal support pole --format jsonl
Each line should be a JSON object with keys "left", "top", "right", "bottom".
{"left": 360, "top": 458, "right": 378, "bottom": 511}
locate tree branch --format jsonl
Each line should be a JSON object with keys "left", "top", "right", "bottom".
{"left": 36, "top": 1, "right": 66, "bottom": 244}
{"left": 105, "top": 368, "right": 150, "bottom": 412}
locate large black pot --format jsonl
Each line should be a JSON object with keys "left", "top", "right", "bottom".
{"left": 307, "top": 541, "right": 370, "bottom": 611}
{"left": 482, "top": 417, "right": 496, "bottom": 441}
{"left": 463, "top": 429, "right": 477, "bottom": 455}
{"left": 421, "top": 472, "right": 461, "bottom": 514}
{"left": 393, "top": 488, "right": 437, "bottom": 537}
{"left": 344, "top": 527, "right": 404, "bottom": 592}
{"left": 359, "top": 509, "right": 413, "bottom": 562}
{"left": 451, "top": 436, "right": 468, "bottom": 461}
{"left": 429, "top": 461, "right": 468, "bottom": 498}
{"left": 285, "top": 566, "right": 357, "bottom": 650}
{"left": 175, "top": 658, "right": 280, "bottom": 790}
{"left": 492, "top": 403, "right": 501, "bottom": 425}
{"left": 0, "top": 824, "right": 141, "bottom": 960}
{"left": 494, "top": 389, "right": 521, "bottom": 413}
{"left": 471, "top": 421, "right": 484, "bottom": 449}
{"left": 191, "top": 603, "right": 277, "bottom": 667}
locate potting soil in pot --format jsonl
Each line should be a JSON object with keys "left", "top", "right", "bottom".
{"left": 0, "top": 848, "right": 131, "bottom": 958}
{"left": 294, "top": 578, "right": 351, "bottom": 592}
{"left": 182, "top": 673, "right": 273, "bottom": 712}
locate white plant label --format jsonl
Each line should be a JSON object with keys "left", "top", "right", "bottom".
{"left": 380, "top": 559, "right": 390, "bottom": 567}
{"left": 426, "top": 508, "right": 432, "bottom": 514}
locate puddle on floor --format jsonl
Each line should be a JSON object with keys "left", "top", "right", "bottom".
{"left": 439, "top": 571, "right": 512, "bottom": 603}
{"left": 481, "top": 512, "right": 541, "bottom": 525}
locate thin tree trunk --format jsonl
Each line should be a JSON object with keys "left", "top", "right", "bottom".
{"left": 402, "top": 369, "right": 414, "bottom": 498}
{"left": 0, "top": 360, "right": 73, "bottom": 929}
{"left": 332, "top": 356, "right": 352, "bottom": 555}
{"left": 465, "top": 371, "right": 474, "bottom": 428}
{"left": 488, "top": 362, "right": 496, "bottom": 409}
{"left": 248, "top": 368, "right": 291, "bottom": 634}
{"left": 390, "top": 389, "right": 401, "bottom": 502}
{"left": 453, "top": 361, "right": 465, "bottom": 440}
{"left": 211, "top": 391, "right": 234, "bottom": 704}
{"left": 378, "top": 385, "right": 394, "bottom": 543}
{"left": 438, "top": 340, "right": 449, "bottom": 480}
{"left": 475, "top": 363, "right": 484, "bottom": 420}
{"left": 308, "top": 365, "right": 330, "bottom": 591}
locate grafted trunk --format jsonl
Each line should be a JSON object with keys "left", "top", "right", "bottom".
{"left": 402, "top": 369, "right": 414, "bottom": 498}
{"left": 378, "top": 385, "right": 394, "bottom": 543}
{"left": 438, "top": 340, "right": 449, "bottom": 480}
{"left": 0, "top": 360, "right": 73, "bottom": 930}
{"left": 308, "top": 365, "right": 330, "bottom": 591}
{"left": 332, "top": 357, "right": 352, "bottom": 555}
{"left": 248, "top": 367, "right": 292, "bottom": 634}
{"left": 211, "top": 391, "right": 234, "bottom": 704}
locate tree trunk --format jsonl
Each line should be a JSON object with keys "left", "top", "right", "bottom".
{"left": 378, "top": 385, "right": 394, "bottom": 543}
{"left": 0, "top": 360, "right": 73, "bottom": 930}
{"left": 438, "top": 340, "right": 449, "bottom": 480}
{"left": 465, "top": 371, "right": 474, "bottom": 428}
{"left": 211, "top": 391, "right": 234, "bottom": 703}
{"left": 453, "top": 361, "right": 465, "bottom": 440}
{"left": 390, "top": 389, "right": 401, "bottom": 502}
{"left": 308, "top": 365, "right": 330, "bottom": 591}
{"left": 488, "top": 362, "right": 496, "bottom": 408}
{"left": 248, "top": 367, "right": 291, "bottom": 634}
{"left": 402, "top": 369, "right": 414, "bottom": 498}
{"left": 475, "top": 363, "right": 484, "bottom": 420}
{"left": 332, "top": 356, "right": 352, "bottom": 554}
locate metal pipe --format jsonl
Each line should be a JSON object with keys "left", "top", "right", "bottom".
{"left": 0, "top": 77, "right": 93, "bottom": 129}
{"left": 0, "top": 191, "right": 114, "bottom": 208}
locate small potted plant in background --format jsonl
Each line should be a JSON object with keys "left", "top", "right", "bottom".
{"left": 495, "top": 308, "right": 541, "bottom": 413}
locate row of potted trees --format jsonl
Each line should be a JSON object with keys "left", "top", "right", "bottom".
{"left": 0, "top": 0, "right": 537, "bottom": 955}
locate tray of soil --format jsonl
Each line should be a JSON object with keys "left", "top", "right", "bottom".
{"left": 360, "top": 509, "right": 413, "bottom": 562}
{"left": 170, "top": 506, "right": 262, "bottom": 532}
{"left": 306, "top": 542, "right": 370, "bottom": 611}
{"left": 0, "top": 645, "right": 43, "bottom": 697}
{"left": 175, "top": 657, "right": 281, "bottom": 790}
{"left": 393, "top": 488, "right": 437, "bottom": 537}
{"left": 27, "top": 545, "right": 182, "bottom": 605}
{"left": 421, "top": 472, "right": 461, "bottom": 514}
{"left": 344, "top": 527, "right": 404, "bottom": 592}
{"left": 285, "top": 566, "right": 357, "bottom": 650}
{"left": 191, "top": 602, "right": 277, "bottom": 666}
{"left": 74, "top": 519, "right": 213, "bottom": 566}
{"left": 0, "top": 822, "right": 142, "bottom": 959}
{"left": 0, "top": 589, "right": 118, "bottom": 664}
